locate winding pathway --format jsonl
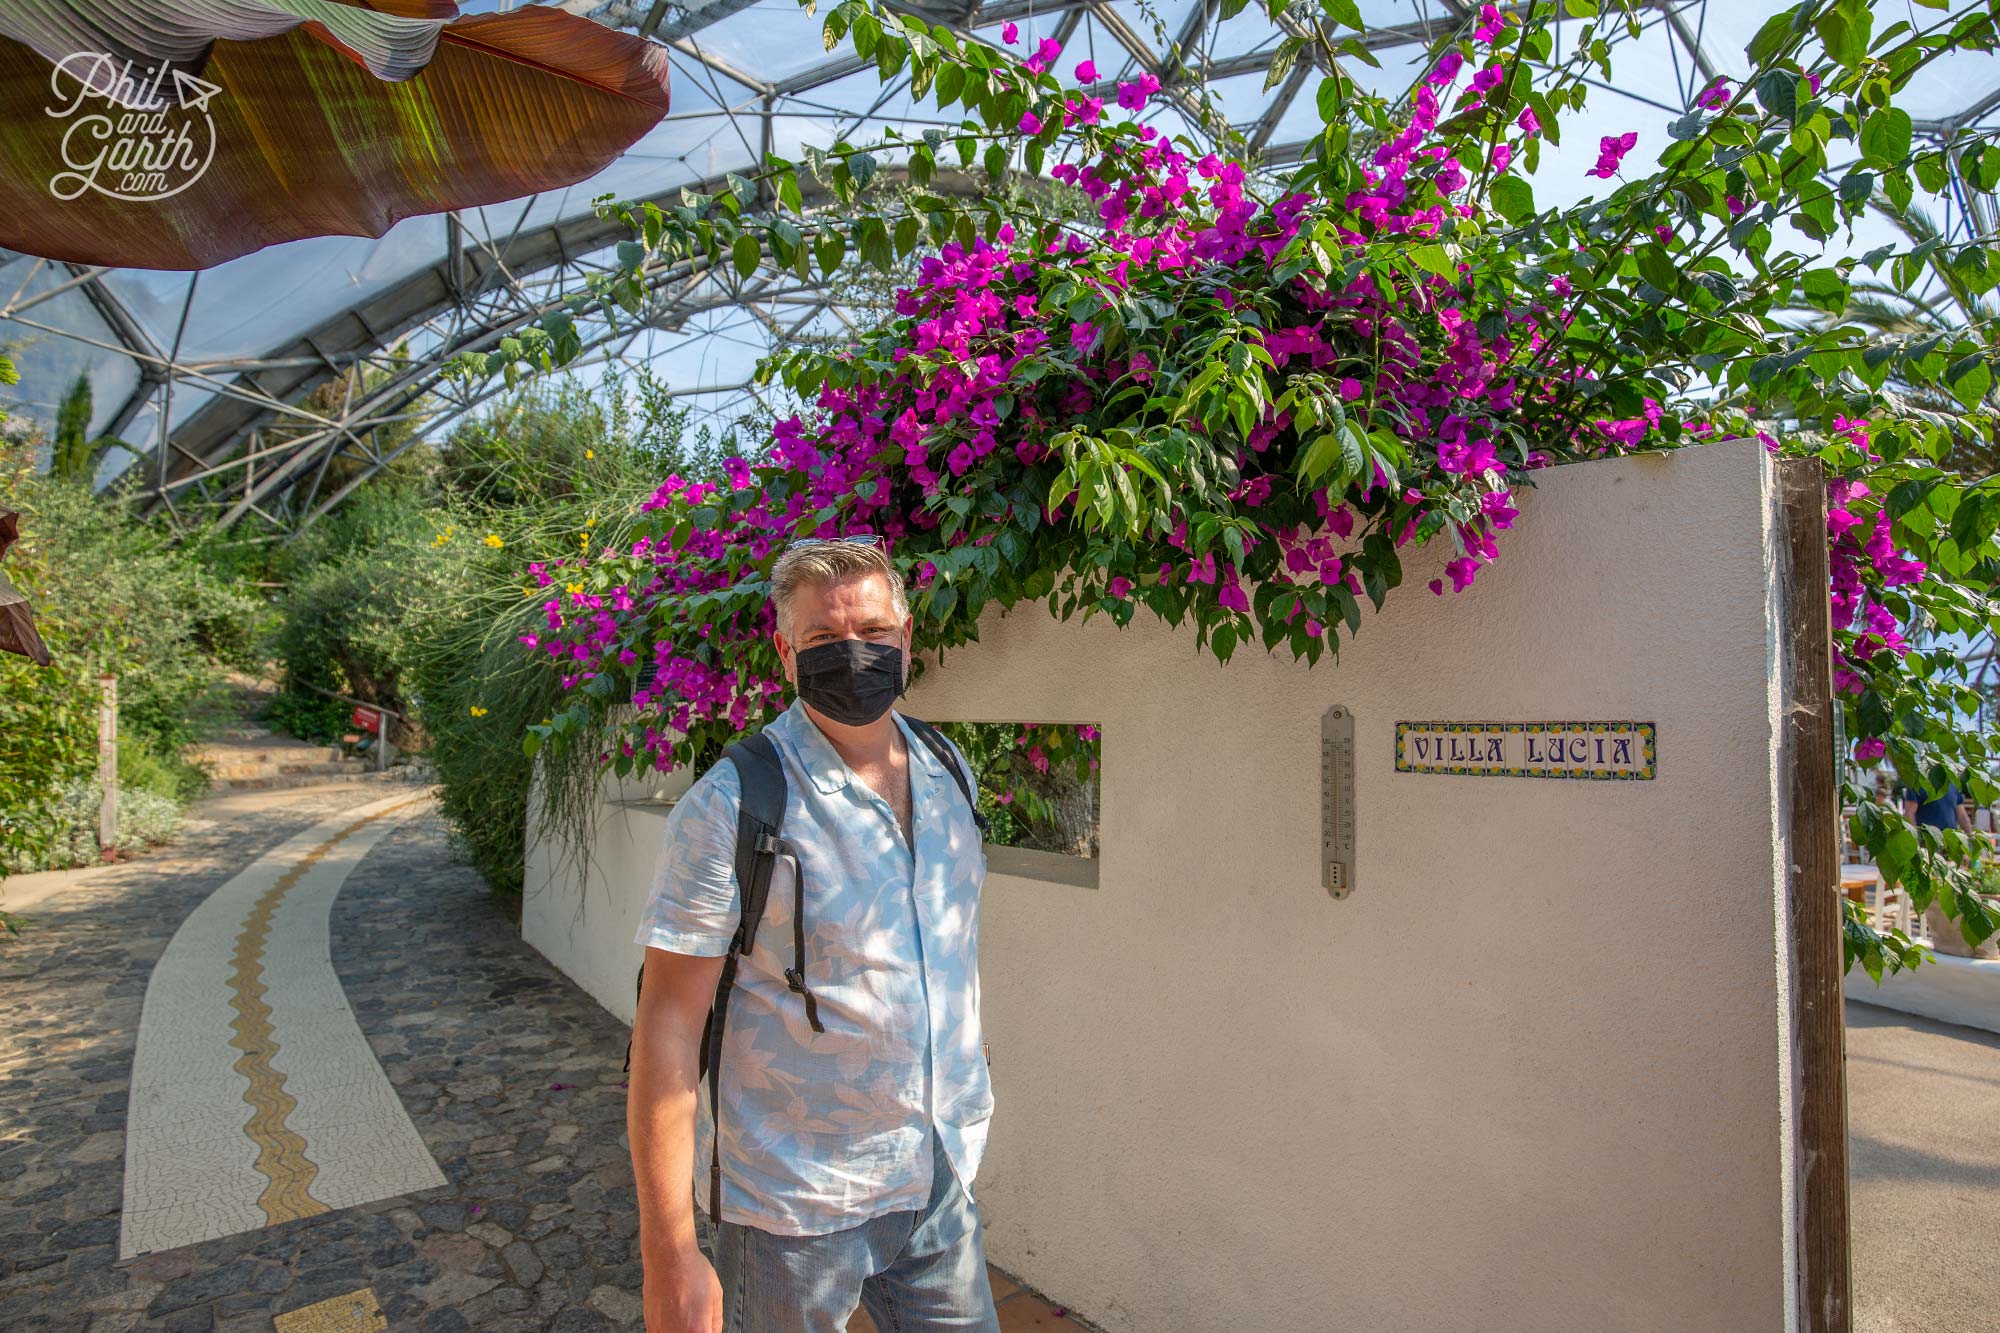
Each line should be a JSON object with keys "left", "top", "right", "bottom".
{"left": 121, "top": 792, "right": 444, "bottom": 1259}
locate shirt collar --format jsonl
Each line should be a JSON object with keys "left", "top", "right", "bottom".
{"left": 778, "top": 695, "right": 943, "bottom": 795}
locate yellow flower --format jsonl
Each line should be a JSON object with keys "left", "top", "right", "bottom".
{"left": 580, "top": 533, "right": 591, "bottom": 549}
{"left": 469, "top": 706, "right": 489, "bottom": 718}
{"left": 586, "top": 518, "right": 596, "bottom": 528}
{"left": 586, "top": 449, "right": 595, "bottom": 459}
{"left": 485, "top": 533, "right": 504, "bottom": 548}
{"left": 565, "top": 582, "right": 583, "bottom": 595}
{"left": 523, "top": 585, "right": 536, "bottom": 597}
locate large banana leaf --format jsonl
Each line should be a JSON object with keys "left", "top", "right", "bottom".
{"left": 0, "top": 1, "right": 672, "bottom": 270}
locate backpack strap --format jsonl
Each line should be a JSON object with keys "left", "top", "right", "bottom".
{"left": 624, "top": 731, "right": 811, "bottom": 1229}
{"left": 900, "top": 715, "right": 991, "bottom": 838}
{"left": 698, "top": 732, "right": 801, "bottom": 1227}
{"left": 623, "top": 734, "right": 790, "bottom": 1082}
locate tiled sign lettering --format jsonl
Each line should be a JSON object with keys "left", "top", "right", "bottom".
{"left": 1394, "top": 721, "right": 1656, "bottom": 780}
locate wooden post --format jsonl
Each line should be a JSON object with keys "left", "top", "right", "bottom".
{"left": 1776, "top": 457, "right": 1850, "bottom": 1333}
{"left": 98, "top": 674, "right": 118, "bottom": 852}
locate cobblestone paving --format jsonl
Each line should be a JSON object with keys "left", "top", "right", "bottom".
{"left": 0, "top": 784, "right": 656, "bottom": 1332}
{"left": 1, "top": 781, "right": 1081, "bottom": 1333}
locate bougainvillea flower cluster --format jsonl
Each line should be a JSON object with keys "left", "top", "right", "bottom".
{"left": 517, "top": 10, "right": 1944, "bottom": 846}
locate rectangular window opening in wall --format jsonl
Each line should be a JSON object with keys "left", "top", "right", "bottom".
{"left": 936, "top": 720, "right": 1100, "bottom": 890}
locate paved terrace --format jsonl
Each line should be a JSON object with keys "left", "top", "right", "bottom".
{"left": 0, "top": 778, "right": 1990, "bottom": 1330}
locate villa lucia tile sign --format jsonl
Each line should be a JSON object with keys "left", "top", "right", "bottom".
{"left": 1395, "top": 720, "right": 1657, "bottom": 780}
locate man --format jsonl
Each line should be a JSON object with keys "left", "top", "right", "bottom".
{"left": 1901, "top": 778, "right": 1971, "bottom": 838}
{"left": 1900, "top": 777, "right": 1999, "bottom": 960}
{"left": 627, "top": 536, "right": 1000, "bottom": 1333}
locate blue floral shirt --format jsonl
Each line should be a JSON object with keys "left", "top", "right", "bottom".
{"left": 633, "top": 697, "right": 994, "bottom": 1235}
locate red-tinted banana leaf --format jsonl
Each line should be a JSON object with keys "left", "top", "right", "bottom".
{"left": 0, "top": 3, "right": 671, "bottom": 270}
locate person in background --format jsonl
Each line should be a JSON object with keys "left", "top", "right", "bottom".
{"left": 1901, "top": 779, "right": 1999, "bottom": 959}
{"left": 1901, "top": 779, "right": 1972, "bottom": 839}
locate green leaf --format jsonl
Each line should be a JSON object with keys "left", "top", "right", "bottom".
{"left": 1296, "top": 432, "right": 1344, "bottom": 482}
{"left": 1316, "top": 74, "right": 1345, "bottom": 123}
{"left": 1409, "top": 243, "right": 1458, "bottom": 280}
{"left": 1859, "top": 108, "right": 1912, "bottom": 165}
{"left": 732, "top": 232, "right": 760, "bottom": 279}
{"left": 1320, "top": 0, "right": 1363, "bottom": 29}
{"left": 1490, "top": 174, "right": 1535, "bottom": 223}
{"left": 1973, "top": 146, "right": 2000, "bottom": 194}
{"left": 1755, "top": 70, "right": 1799, "bottom": 120}
{"left": 815, "top": 230, "right": 846, "bottom": 277}
{"left": 1746, "top": 10, "right": 1795, "bottom": 65}
{"left": 1947, "top": 357, "right": 1993, "bottom": 411}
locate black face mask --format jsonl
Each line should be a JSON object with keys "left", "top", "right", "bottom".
{"left": 792, "top": 638, "right": 905, "bottom": 725}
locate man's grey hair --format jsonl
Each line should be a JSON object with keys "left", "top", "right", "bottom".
{"left": 771, "top": 540, "right": 910, "bottom": 641}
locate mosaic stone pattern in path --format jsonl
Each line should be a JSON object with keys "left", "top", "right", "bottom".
{"left": 121, "top": 793, "right": 446, "bottom": 1259}
{"left": 1, "top": 778, "right": 1094, "bottom": 1331}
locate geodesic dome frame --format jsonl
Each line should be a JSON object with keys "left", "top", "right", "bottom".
{"left": 2, "top": 0, "right": 1995, "bottom": 539}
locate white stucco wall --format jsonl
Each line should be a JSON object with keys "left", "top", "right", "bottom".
{"left": 524, "top": 437, "right": 1802, "bottom": 1331}
{"left": 523, "top": 764, "right": 688, "bottom": 1027}
{"left": 1848, "top": 955, "right": 2000, "bottom": 1035}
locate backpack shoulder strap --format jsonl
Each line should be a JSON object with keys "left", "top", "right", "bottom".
{"left": 624, "top": 735, "right": 790, "bottom": 1080}
{"left": 723, "top": 731, "right": 788, "bottom": 956}
{"left": 900, "top": 715, "right": 991, "bottom": 838}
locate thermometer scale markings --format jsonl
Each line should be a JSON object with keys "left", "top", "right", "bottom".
{"left": 1321, "top": 704, "right": 1355, "bottom": 898}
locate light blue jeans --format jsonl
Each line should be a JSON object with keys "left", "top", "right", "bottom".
{"left": 701, "top": 1126, "right": 1002, "bottom": 1332}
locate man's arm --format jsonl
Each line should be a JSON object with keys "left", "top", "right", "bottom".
{"left": 627, "top": 763, "right": 744, "bottom": 1332}
{"left": 629, "top": 945, "right": 726, "bottom": 1266}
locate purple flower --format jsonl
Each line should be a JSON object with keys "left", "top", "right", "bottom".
{"left": 1001, "top": 21, "right": 1018, "bottom": 44}
{"left": 1586, "top": 131, "right": 1637, "bottom": 179}
{"left": 1474, "top": 3, "right": 1507, "bottom": 41}
{"left": 1018, "top": 111, "right": 1041, "bottom": 134}
{"left": 1697, "top": 76, "right": 1731, "bottom": 110}
{"left": 1427, "top": 51, "right": 1464, "bottom": 88}
{"left": 1070, "top": 321, "right": 1098, "bottom": 355}
{"left": 1516, "top": 106, "right": 1541, "bottom": 137}
{"left": 1726, "top": 194, "right": 1745, "bottom": 216}
{"left": 1117, "top": 73, "right": 1160, "bottom": 111}
{"left": 1064, "top": 95, "right": 1104, "bottom": 126}
{"left": 1075, "top": 59, "right": 1097, "bottom": 83}
{"left": 1339, "top": 377, "right": 1364, "bottom": 401}
{"left": 1854, "top": 737, "right": 1886, "bottom": 763}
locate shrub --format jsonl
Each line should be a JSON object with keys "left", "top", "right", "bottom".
{"left": 2, "top": 776, "right": 186, "bottom": 875}
{"left": 0, "top": 431, "right": 254, "bottom": 881}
